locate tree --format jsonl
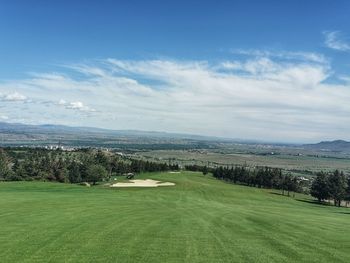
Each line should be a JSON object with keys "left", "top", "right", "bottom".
{"left": 345, "top": 176, "right": 350, "bottom": 207}
{"left": 86, "top": 164, "right": 108, "bottom": 185}
{"left": 202, "top": 166, "right": 209, "bottom": 175}
{"left": 13, "top": 160, "right": 28, "bottom": 180}
{"left": 95, "top": 150, "right": 111, "bottom": 176}
{"left": 280, "top": 175, "right": 288, "bottom": 196}
{"left": 67, "top": 161, "right": 82, "bottom": 183}
{"left": 0, "top": 149, "right": 13, "bottom": 180}
{"left": 284, "top": 174, "right": 294, "bottom": 197}
{"left": 328, "top": 170, "right": 347, "bottom": 207}
{"left": 289, "top": 177, "right": 300, "bottom": 197}
{"left": 310, "top": 172, "right": 330, "bottom": 203}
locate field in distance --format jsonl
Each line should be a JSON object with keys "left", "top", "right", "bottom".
{"left": 1, "top": 171, "right": 349, "bottom": 262}
{"left": 139, "top": 150, "right": 350, "bottom": 175}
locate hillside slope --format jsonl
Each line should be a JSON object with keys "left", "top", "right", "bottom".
{"left": 0, "top": 172, "right": 349, "bottom": 262}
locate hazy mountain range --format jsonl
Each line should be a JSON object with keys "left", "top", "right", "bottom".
{"left": 0, "top": 122, "right": 223, "bottom": 140}
{"left": 0, "top": 122, "right": 349, "bottom": 153}
{"left": 303, "top": 140, "right": 350, "bottom": 152}
{"left": 0, "top": 122, "right": 230, "bottom": 149}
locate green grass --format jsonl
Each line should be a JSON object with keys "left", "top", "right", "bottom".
{"left": 1, "top": 172, "right": 350, "bottom": 262}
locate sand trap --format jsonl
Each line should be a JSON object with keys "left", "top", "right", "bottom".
{"left": 111, "top": 179, "right": 175, "bottom": 188}
{"left": 168, "top": 171, "right": 180, "bottom": 174}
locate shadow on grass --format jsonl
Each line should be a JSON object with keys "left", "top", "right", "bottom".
{"left": 296, "top": 199, "right": 350, "bottom": 210}
{"left": 335, "top": 211, "right": 350, "bottom": 214}
{"left": 269, "top": 191, "right": 332, "bottom": 206}
{"left": 269, "top": 192, "right": 295, "bottom": 197}
{"left": 269, "top": 191, "right": 350, "bottom": 211}
{"left": 269, "top": 192, "right": 284, "bottom": 196}
{"left": 295, "top": 198, "right": 329, "bottom": 206}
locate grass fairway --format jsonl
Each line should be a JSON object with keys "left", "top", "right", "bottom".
{"left": 1, "top": 172, "right": 350, "bottom": 262}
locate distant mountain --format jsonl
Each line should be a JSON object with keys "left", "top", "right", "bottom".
{"left": 303, "top": 140, "right": 350, "bottom": 153}
{"left": 5, "top": 121, "right": 343, "bottom": 151}
{"left": 0, "top": 121, "right": 224, "bottom": 140}
{"left": 0, "top": 122, "right": 230, "bottom": 148}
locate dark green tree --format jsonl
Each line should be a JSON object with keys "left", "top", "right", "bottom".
{"left": 310, "top": 172, "right": 330, "bottom": 203}
{"left": 67, "top": 161, "right": 82, "bottom": 183}
{"left": 0, "top": 149, "right": 13, "bottom": 180}
{"left": 328, "top": 170, "right": 347, "bottom": 207}
{"left": 345, "top": 176, "right": 350, "bottom": 207}
{"left": 202, "top": 166, "right": 209, "bottom": 175}
{"left": 86, "top": 164, "right": 108, "bottom": 185}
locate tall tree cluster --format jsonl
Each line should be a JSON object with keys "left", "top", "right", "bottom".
{"left": 211, "top": 165, "right": 301, "bottom": 195}
{"left": 311, "top": 170, "right": 350, "bottom": 206}
{"left": 0, "top": 148, "right": 179, "bottom": 184}
{"left": 186, "top": 164, "right": 301, "bottom": 195}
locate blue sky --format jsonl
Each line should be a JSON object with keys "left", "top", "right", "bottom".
{"left": 1, "top": 0, "right": 350, "bottom": 142}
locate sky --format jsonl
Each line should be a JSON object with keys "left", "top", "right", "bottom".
{"left": 0, "top": 0, "right": 350, "bottom": 143}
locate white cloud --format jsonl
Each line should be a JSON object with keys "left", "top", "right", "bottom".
{"left": 58, "top": 99, "right": 67, "bottom": 105}
{"left": 68, "top": 101, "right": 84, "bottom": 109}
{"left": 1, "top": 52, "right": 350, "bottom": 143}
{"left": 57, "top": 99, "right": 95, "bottom": 112}
{"left": 0, "top": 91, "right": 27, "bottom": 101}
{"left": 323, "top": 31, "right": 350, "bottom": 52}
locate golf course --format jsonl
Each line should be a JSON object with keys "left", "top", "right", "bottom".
{"left": 1, "top": 171, "right": 349, "bottom": 262}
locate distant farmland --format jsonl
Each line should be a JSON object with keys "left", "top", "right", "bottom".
{"left": 139, "top": 150, "right": 350, "bottom": 175}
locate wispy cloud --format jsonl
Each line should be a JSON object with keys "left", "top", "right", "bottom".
{"left": 0, "top": 51, "right": 349, "bottom": 142}
{"left": 230, "top": 49, "right": 327, "bottom": 64}
{"left": 323, "top": 31, "right": 350, "bottom": 51}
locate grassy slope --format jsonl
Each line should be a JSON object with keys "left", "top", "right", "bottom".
{"left": 0, "top": 172, "right": 349, "bottom": 263}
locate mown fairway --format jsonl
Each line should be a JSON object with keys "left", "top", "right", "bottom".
{"left": 1, "top": 172, "right": 350, "bottom": 262}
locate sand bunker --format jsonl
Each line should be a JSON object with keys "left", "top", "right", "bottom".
{"left": 111, "top": 179, "right": 175, "bottom": 188}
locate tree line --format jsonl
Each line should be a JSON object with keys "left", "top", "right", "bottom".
{"left": 186, "top": 164, "right": 302, "bottom": 196}
{"left": 0, "top": 148, "right": 179, "bottom": 184}
{"left": 186, "top": 164, "right": 350, "bottom": 206}
{"left": 2, "top": 147, "right": 350, "bottom": 206}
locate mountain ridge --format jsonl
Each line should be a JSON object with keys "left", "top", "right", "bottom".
{"left": 0, "top": 121, "right": 229, "bottom": 142}
{"left": 1, "top": 122, "right": 349, "bottom": 151}
{"left": 303, "top": 140, "right": 350, "bottom": 152}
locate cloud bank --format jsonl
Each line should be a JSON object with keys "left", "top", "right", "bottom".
{"left": 0, "top": 50, "right": 350, "bottom": 143}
